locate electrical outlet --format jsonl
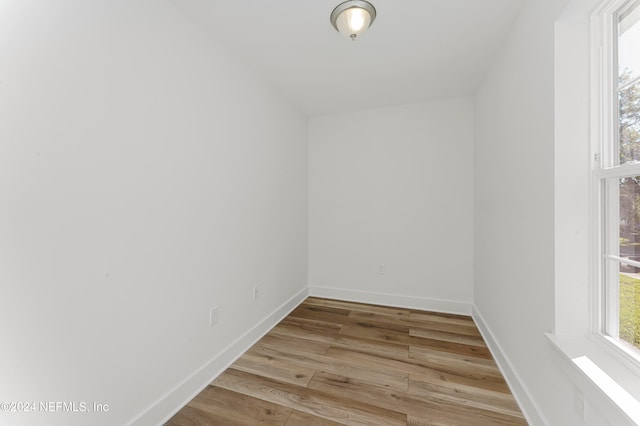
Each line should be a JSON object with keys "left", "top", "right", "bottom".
{"left": 252, "top": 286, "right": 260, "bottom": 301}
{"left": 378, "top": 264, "right": 385, "bottom": 275}
{"left": 210, "top": 306, "right": 219, "bottom": 326}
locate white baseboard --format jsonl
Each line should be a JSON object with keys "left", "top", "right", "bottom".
{"left": 127, "top": 287, "right": 309, "bottom": 426}
{"left": 472, "top": 306, "right": 548, "bottom": 426}
{"left": 308, "top": 286, "right": 471, "bottom": 316}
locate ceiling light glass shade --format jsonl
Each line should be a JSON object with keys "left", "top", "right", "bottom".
{"left": 330, "top": 0, "right": 376, "bottom": 41}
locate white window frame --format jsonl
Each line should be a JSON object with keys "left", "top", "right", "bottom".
{"left": 591, "top": 0, "right": 640, "bottom": 373}
{"left": 551, "top": 0, "right": 640, "bottom": 422}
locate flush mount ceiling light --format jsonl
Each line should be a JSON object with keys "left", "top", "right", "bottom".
{"left": 330, "top": 0, "right": 377, "bottom": 41}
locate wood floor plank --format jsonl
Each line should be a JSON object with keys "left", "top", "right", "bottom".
{"left": 408, "top": 335, "right": 493, "bottom": 359}
{"left": 166, "top": 405, "right": 221, "bottom": 426}
{"left": 409, "top": 310, "right": 477, "bottom": 326}
{"left": 346, "top": 315, "right": 412, "bottom": 333}
{"left": 308, "top": 371, "right": 526, "bottom": 426}
{"left": 408, "top": 360, "right": 511, "bottom": 394}
{"left": 289, "top": 304, "right": 352, "bottom": 325}
{"left": 408, "top": 374, "right": 523, "bottom": 418}
{"left": 348, "top": 310, "right": 481, "bottom": 337}
{"left": 285, "top": 410, "right": 346, "bottom": 426}
{"left": 166, "top": 385, "right": 292, "bottom": 426}
{"left": 330, "top": 333, "right": 410, "bottom": 361}
{"left": 247, "top": 342, "right": 409, "bottom": 392}
{"left": 406, "top": 414, "right": 475, "bottom": 426}
{"left": 279, "top": 316, "right": 343, "bottom": 334}
{"left": 257, "top": 333, "right": 331, "bottom": 356}
{"left": 406, "top": 415, "right": 442, "bottom": 426}
{"left": 339, "top": 322, "right": 410, "bottom": 345}
{"left": 214, "top": 369, "right": 407, "bottom": 426}
{"left": 409, "top": 345, "right": 503, "bottom": 373}
{"left": 323, "top": 346, "right": 509, "bottom": 396}
{"left": 305, "top": 297, "right": 411, "bottom": 319}
{"left": 324, "top": 346, "right": 428, "bottom": 377}
{"left": 231, "top": 352, "right": 316, "bottom": 387}
{"left": 340, "top": 321, "right": 491, "bottom": 360}
{"left": 409, "top": 327, "right": 487, "bottom": 347}
{"left": 269, "top": 316, "right": 342, "bottom": 345}
{"left": 408, "top": 346, "right": 510, "bottom": 393}
{"left": 169, "top": 297, "right": 526, "bottom": 425}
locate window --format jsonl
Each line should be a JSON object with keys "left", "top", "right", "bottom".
{"left": 597, "top": 0, "right": 640, "bottom": 360}
{"left": 551, "top": 0, "right": 640, "bottom": 420}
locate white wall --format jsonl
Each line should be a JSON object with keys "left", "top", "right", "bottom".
{"left": 0, "top": 1, "right": 307, "bottom": 425}
{"left": 308, "top": 98, "right": 474, "bottom": 314}
{"left": 474, "top": 0, "right": 609, "bottom": 424}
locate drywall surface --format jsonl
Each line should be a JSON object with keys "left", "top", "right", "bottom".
{"left": 0, "top": 1, "right": 307, "bottom": 425}
{"left": 474, "top": 0, "right": 609, "bottom": 424}
{"left": 309, "top": 98, "right": 474, "bottom": 314}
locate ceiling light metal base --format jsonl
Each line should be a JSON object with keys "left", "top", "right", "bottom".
{"left": 330, "top": 0, "right": 377, "bottom": 40}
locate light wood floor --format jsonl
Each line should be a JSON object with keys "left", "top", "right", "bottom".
{"left": 167, "top": 297, "right": 527, "bottom": 425}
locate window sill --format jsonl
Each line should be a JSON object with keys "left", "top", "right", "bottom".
{"left": 546, "top": 333, "right": 640, "bottom": 424}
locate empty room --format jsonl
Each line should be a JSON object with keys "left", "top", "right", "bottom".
{"left": 2, "top": 0, "right": 640, "bottom": 425}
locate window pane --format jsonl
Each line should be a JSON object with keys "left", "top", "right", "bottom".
{"left": 619, "top": 1, "right": 640, "bottom": 81}
{"left": 618, "top": 1, "right": 640, "bottom": 165}
{"left": 619, "top": 176, "right": 640, "bottom": 256}
{"left": 620, "top": 270, "right": 640, "bottom": 349}
{"left": 607, "top": 176, "right": 640, "bottom": 348}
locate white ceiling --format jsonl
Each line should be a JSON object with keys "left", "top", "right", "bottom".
{"left": 171, "top": 0, "right": 524, "bottom": 116}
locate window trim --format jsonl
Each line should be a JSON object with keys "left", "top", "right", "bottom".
{"left": 591, "top": 0, "right": 640, "bottom": 373}
{"left": 552, "top": 0, "right": 640, "bottom": 421}
{"left": 591, "top": 332, "right": 640, "bottom": 375}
